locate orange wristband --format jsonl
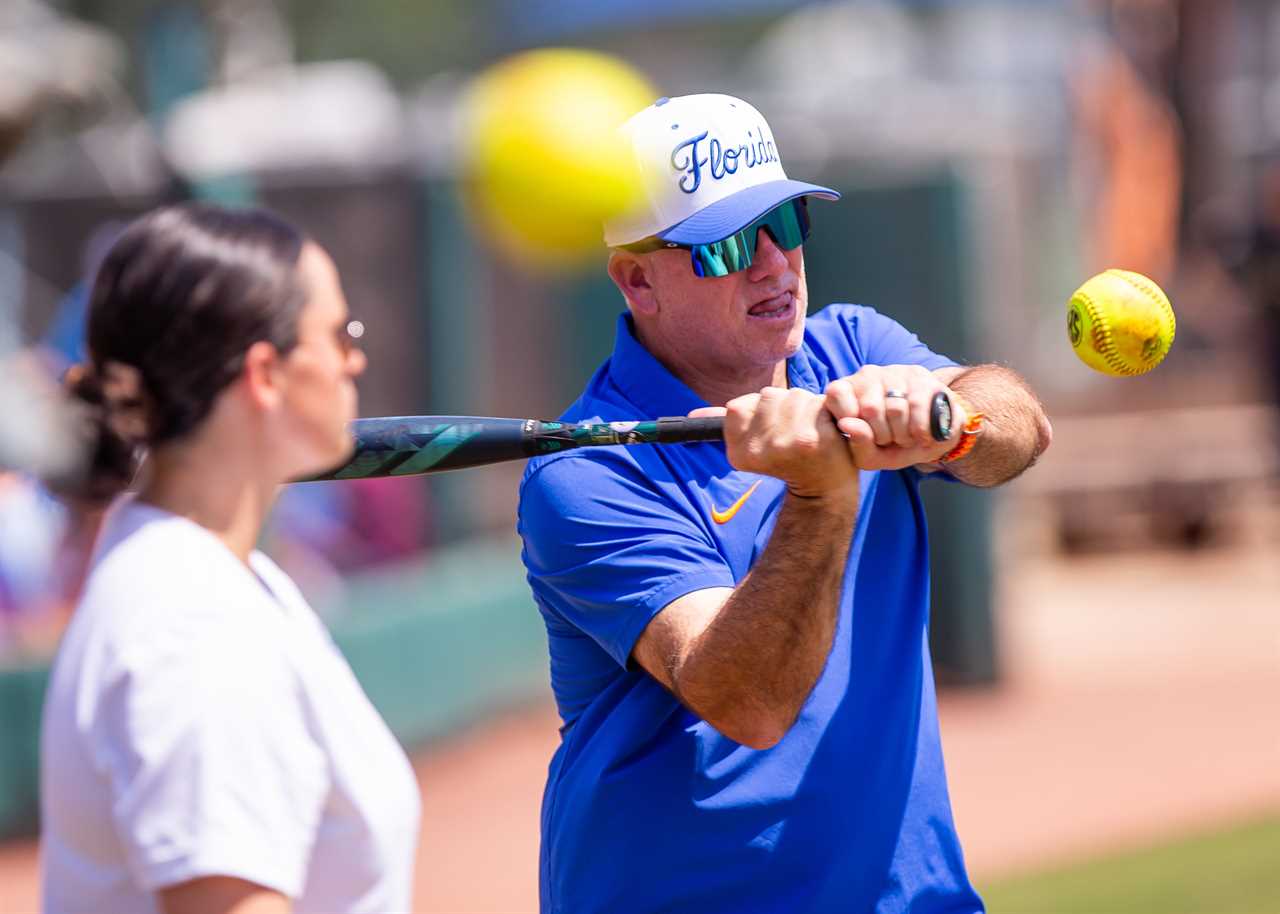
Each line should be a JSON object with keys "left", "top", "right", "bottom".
{"left": 940, "top": 396, "right": 984, "bottom": 463}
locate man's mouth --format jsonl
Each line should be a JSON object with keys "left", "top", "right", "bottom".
{"left": 748, "top": 291, "right": 794, "bottom": 319}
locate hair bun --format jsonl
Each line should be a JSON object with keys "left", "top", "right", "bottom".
{"left": 62, "top": 361, "right": 147, "bottom": 505}
{"left": 64, "top": 362, "right": 105, "bottom": 405}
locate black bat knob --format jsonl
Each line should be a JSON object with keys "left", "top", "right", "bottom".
{"left": 929, "top": 391, "right": 953, "bottom": 442}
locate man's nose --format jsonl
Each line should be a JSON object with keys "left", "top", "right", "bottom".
{"left": 746, "top": 228, "right": 789, "bottom": 279}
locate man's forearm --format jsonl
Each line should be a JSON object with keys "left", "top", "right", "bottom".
{"left": 943, "top": 364, "right": 1052, "bottom": 487}
{"left": 674, "top": 491, "right": 856, "bottom": 748}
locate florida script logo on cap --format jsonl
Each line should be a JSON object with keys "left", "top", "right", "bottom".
{"left": 604, "top": 93, "right": 839, "bottom": 248}
{"left": 671, "top": 119, "right": 780, "bottom": 194}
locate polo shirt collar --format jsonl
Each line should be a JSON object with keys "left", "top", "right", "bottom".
{"left": 606, "top": 313, "right": 831, "bottom": 414}
{"left": 786, "top": 338, "right": 827, "bottom": 393}
{"left": 608, "top": 314, "right": 708, "bottom": 416}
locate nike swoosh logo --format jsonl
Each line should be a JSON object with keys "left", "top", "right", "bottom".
{"left": 711, "top": 481, "right": 762, "bottom": 524}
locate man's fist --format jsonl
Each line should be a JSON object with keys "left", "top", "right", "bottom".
{"left": 823, "top": 365, "right": 965, "bottom": 471}
{"left": 692, "top": 387, "right": 859, "bottom": 499}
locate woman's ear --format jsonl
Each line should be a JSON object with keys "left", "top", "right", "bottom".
{"left": 607, "top": 252, "right": 659, "bottom": 317}
{"left": 240, "top": 340, "right": 284, "bottom": 411}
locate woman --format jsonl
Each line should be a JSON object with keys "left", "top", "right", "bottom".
{"left": 40, "top": 204, "right": 420, "bottom": 914}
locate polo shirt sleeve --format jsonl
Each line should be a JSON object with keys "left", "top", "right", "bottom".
{"left": 93, "top": 617, "right": 329, "bottom": 897}
{"left": 519, "top": 452, "right": 735, "bottom": 669}
{"left": 853, "top": 306, "right": 958, "bottom": 371}
{"left": 807, "top": 304, "right": 959, "bottom": 374}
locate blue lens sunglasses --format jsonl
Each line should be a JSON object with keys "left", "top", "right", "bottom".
{"left": 618, "top": 197, "right": 811, "bottom": 278}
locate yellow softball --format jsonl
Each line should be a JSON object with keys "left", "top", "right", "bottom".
{"left": 458, "top": 48, "right": 656, "bottom": 269}
{"left": 1067, "top": 269, "right": 1176, "bottom": 376}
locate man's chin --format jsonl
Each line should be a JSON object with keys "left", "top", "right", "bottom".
{"left": 747, "top": 333, "right": 805, "bottom": 372}
{"left": 764, "top": 311, "right": 806, "bottom": 360}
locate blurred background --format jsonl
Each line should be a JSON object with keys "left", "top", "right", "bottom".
{"left": 1, "top": 0, "right": 1278, "bottom": 911}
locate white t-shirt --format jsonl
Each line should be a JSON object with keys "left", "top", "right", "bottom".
{"left": 40, "top": 499, "right": 421, "bottom": 914}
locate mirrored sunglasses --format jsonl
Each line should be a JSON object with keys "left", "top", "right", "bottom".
{"left": 619, "top": 197, "right": 811, "bottom": 278}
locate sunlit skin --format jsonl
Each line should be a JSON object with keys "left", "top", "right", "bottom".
{"left": 608, "top": 229, "right": 807, "bottom": 407}
{"left": 159, "top": 876, "right": 290, "bottom": 914}
{"left": 270, "top": 241, "right": 367, "bottom": 476}
{"left": 138, "top": 241, "right": 366, "bottom": 566}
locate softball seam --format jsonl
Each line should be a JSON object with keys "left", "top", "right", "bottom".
{"left": 1076, "top": 290, "right": 1137, "bottom": 376}
{"left": 1110, "top": 269, "right": 1177, "bottom": 369}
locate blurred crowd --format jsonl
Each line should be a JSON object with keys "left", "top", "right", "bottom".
{"left": 4, "top": 0, "right": 1280, "bottom": 662}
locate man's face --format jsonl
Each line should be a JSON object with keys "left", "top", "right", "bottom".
{"left": 643, "top": 228, "right": 809, "bottom": 379}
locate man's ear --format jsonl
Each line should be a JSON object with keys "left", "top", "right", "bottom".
{"left": 241, "top": 340, "right": 284, "bottom": 411}
{"left": 607, "top": 251, "right": 659, "bottom": 317}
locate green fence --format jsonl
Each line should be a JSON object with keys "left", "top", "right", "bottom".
{"left": 0, "top": 659, "right": 49, "bottom": 842}
{"left": 330, "top": 537, "right": 548, "bottom": 746}
{"left": 0, "top": 536, "right": 545, "bottom": 841}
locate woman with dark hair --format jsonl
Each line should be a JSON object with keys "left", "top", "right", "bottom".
{"left": 39, "top": 204, "right": 420, "bottom": 914}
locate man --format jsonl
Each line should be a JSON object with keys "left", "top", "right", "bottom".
{"left": 517, "top": 94, "right": 1051, "bottom": 914}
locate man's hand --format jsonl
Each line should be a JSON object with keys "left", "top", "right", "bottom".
{"left": 823, "top": 365, "right": 964, "bottom": 471}
{"left": 695, "top": 386, "right": 859, "bottom": 499}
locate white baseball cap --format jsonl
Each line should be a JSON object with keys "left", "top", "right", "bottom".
{"left": 603, "top": 93, "right": 839, "bottom": 248}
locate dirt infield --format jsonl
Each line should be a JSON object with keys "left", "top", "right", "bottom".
{"left": 3, "top": 493, "right": 1277, "bottom": 913}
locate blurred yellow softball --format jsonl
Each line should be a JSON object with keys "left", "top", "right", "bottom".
{"left": 1067, "top": 269, "right": 1176, "bottom": 376}
{"left": 458, "top": 48, "right": 657, "bottom": 269}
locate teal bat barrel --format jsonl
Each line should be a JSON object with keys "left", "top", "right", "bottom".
{"left": 300, "top": 415, "right": 727, "bottom": 481}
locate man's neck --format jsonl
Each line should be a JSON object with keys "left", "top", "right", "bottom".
{"left": 682, "top": 360, "right": 789, "bottom": 407}
{"left": 634, "top": 321, "right": 788, "bottom": 406}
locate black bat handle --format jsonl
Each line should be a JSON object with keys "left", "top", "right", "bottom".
{"left": 654, "top": 393, "right": 951, "bottom": 446}
{"left": 655, "top": 416, "right": 725, "bottom": 442}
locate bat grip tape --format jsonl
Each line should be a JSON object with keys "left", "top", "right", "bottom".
{"left": 656, "top": 416, "right": 725, "bottom": 443}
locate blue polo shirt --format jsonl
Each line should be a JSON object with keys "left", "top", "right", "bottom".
{"left": 517, "top": 304, "right": 983, "bottom": 914}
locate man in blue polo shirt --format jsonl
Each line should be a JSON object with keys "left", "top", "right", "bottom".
{"left": 517, "top": 94, "right": 1052, "bottom": 914}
